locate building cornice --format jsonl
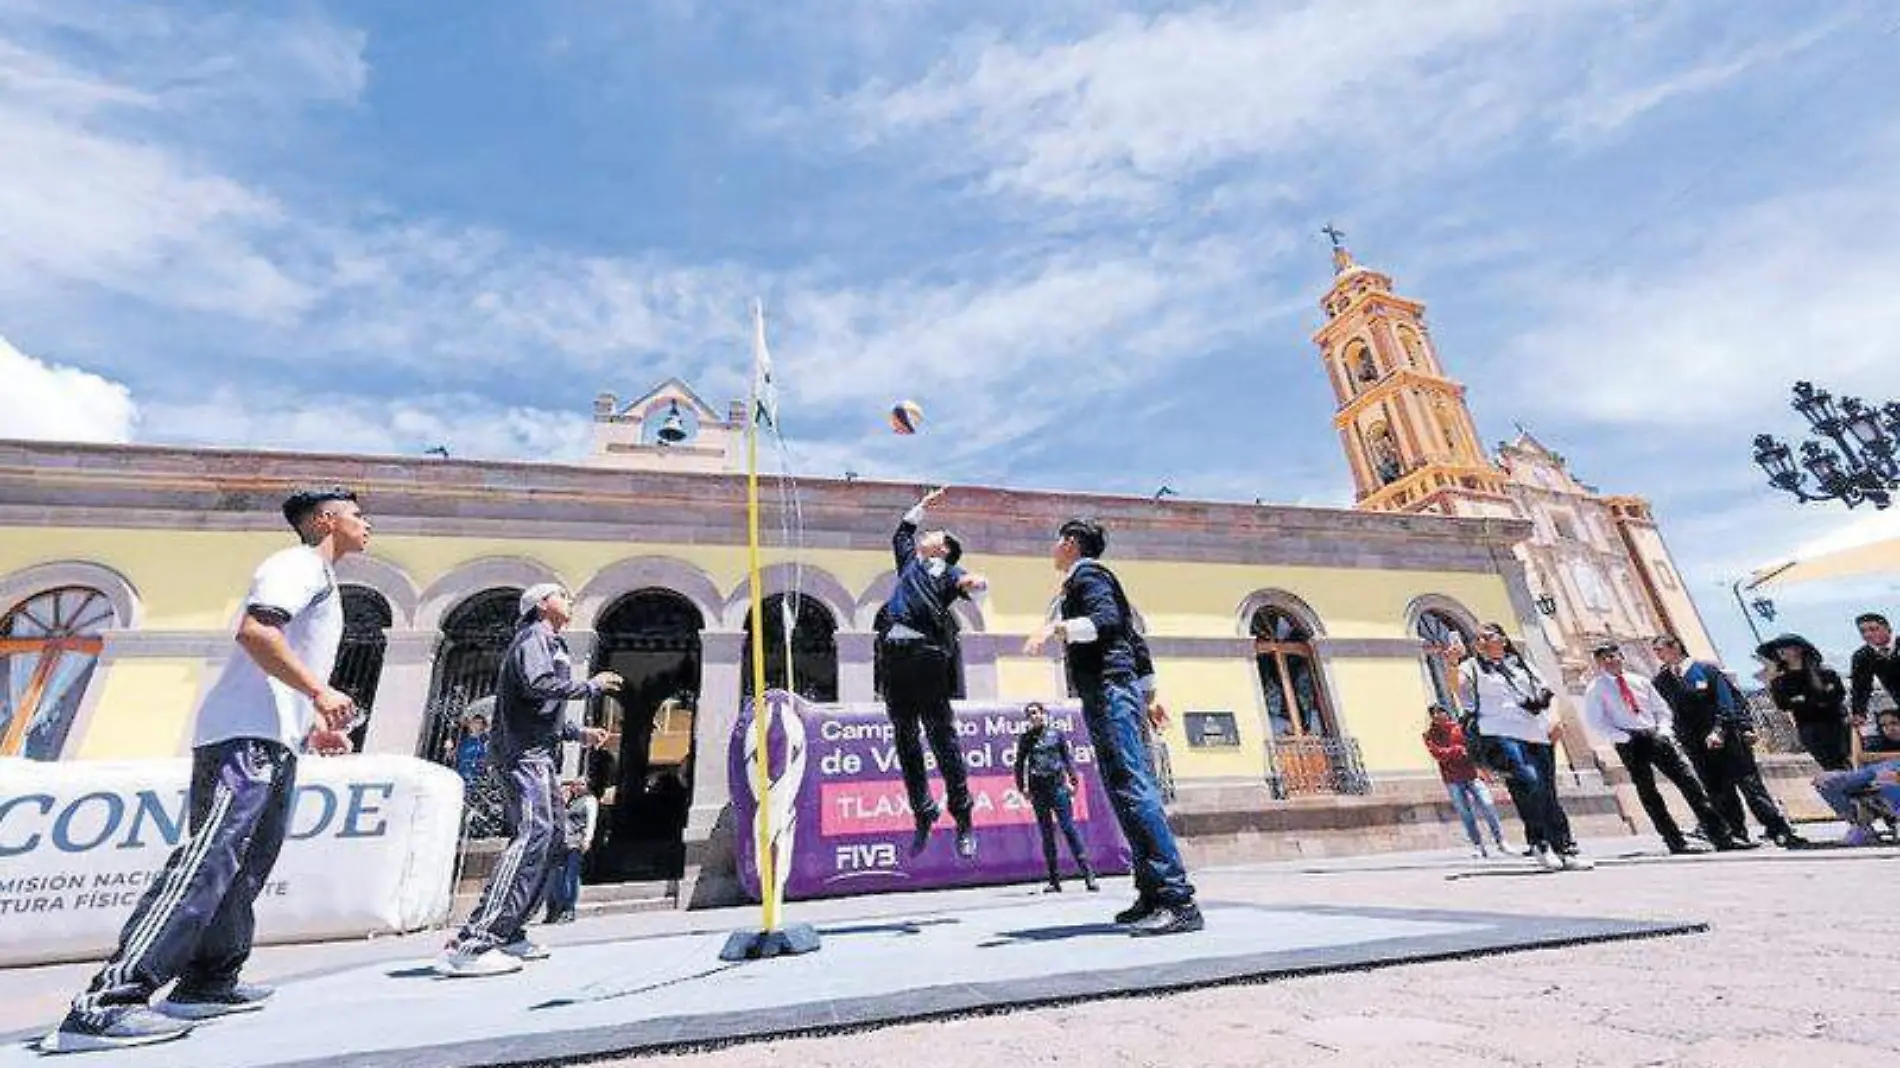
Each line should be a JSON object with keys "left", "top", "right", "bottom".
{"left": 0, "top": 438, "right": 1534, "bottom": 570}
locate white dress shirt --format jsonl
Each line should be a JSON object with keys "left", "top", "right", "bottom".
{"left": 1582, "top": 670, "right": 1674, "bottom": 746}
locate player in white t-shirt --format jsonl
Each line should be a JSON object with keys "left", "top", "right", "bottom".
{"left": 44, "top": 488, "right": 371, "bottom": 1055}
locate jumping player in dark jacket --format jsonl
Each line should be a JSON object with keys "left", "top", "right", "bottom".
{"left": 880, "top": 487, "right": 989, "bottom": 860}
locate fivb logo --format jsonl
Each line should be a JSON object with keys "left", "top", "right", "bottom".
{"left": 741, "top": 690, "right": 808, "bottom": 904}
{"left": 0, "top": 783, "right": 398, "bottom": 858}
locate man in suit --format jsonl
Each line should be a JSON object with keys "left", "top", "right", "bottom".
{"left": 880, "top": 487, "right": 988, "bottom": 860}
{"left": 1850, "top": 613, "right": 1900, "bottom": 726}
{"left": 1651, "top": 634, "right": 1805, "bottom": 848}
{"left": 1026, "top": 517, "right": 1200, "bottom": 936}
{"left": 1582, "top": 643, "right": 1745, "bottom": 854}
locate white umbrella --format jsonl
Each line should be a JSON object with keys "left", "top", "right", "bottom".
{"left": 1747, "top": 507, "right": 1900, "bottom": 589}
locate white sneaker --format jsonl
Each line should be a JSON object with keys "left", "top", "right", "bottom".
{"left": 498, "top": 937, "right": 550, "bottom": 961}
{"left": 1533, "top": 847, "right": 1563, "bottom": 872}
{"left": 433, "top": 945, "right": 524, "bottom": 978}
{"left": 1470, "top": 846, "right": 1488, "bottom": 859}
{"left": 1559, "top": 852, "right": 1595, "bottom": 872}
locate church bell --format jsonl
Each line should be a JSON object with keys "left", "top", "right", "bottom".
{"left": 656, "top": 400, "right": 688, "bottom": 444}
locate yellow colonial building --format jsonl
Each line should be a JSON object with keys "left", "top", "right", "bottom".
{"left": 0, "top": 405, "right": 1631, "bottom": 903}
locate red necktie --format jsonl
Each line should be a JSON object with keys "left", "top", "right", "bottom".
{"left": 1615, "top": 675, "right": 1646, "bottom": 731}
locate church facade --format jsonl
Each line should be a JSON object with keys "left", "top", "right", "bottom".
{"left": 1313, "top": 238, "right": 1719, "bottom": 692}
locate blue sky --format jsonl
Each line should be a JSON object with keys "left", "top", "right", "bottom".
{"left": 4, "top": 0, "right": 1899, "bottom": 666}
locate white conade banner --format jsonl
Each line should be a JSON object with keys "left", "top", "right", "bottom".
{"left": 0, "top": 754, "right": 464, "bottom": 967}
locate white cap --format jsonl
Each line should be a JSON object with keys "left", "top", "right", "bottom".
{"left": 519, "top": 582, "right": 566, "bottom": 621}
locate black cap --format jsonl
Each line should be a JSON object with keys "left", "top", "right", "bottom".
{"left": 1591, "top": 641, "right": 1621, "bottom": 658}
{"left": 281, "top": 486, "right": 358, "bottom": 530}
{"left": 941, "top": 531, "right": 964, "bottom": 567}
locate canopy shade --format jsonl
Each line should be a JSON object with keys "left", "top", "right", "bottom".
{"left": 1747, "top": 508, "right": 1900, "bottom": 590}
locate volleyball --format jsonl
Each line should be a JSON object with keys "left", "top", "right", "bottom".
{"left": 890, "top": 399, "right": 924, "bottom": 435}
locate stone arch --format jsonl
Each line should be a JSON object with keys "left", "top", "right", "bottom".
{"left": 1403, "top": 593, "right": 1483, "bottom": 637}
{"left": 854, "top": 569, "right": 987, "bottom": 632}
{"left": 0, "top": 561, "right": 141, "bottom": 630}
{"left": 415, "top": 556, "right": 565, "bottom": 634}
{"left": 1234, "top": 589, "right": 1328, "bottom": 639}
{"left": 334, "top": 554, "right": 421, "bottom": 629}
{"left": 572, "top": 556, "right": 722, "bottom": 632}
{"left": 721, "top": 563, "right": 856, "bottom": 632}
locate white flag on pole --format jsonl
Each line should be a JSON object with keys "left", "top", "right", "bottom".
{"left": 752, "top": 301, "right": 778, "bottom": 431}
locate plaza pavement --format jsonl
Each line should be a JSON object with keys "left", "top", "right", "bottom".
{"left": 3, "top": 833, "right": 1894, "bottom": 1067}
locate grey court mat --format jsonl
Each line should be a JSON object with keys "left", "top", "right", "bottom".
{"left": 3, "top": 899, "right": 1702, "bottom": 1067}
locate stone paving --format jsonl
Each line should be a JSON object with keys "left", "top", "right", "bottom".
{"left": 3, "top": 837, "right": 1895, "bottom": 1067}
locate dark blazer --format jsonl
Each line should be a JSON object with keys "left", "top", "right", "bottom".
{"left": 1653, "top": 660, "right": 1749, "bottom": 740}
{"left": 883, "top": 516, "right": 969, "bottom": 647}
{"left": 1058, "top": 559, "right": 1148, "bottom": 691}
{"left": 1849, "top": 645, "right": 1900, "bottom": 718}
{"left": 1768, "top": 667, "right": 1848, "bottom": 727}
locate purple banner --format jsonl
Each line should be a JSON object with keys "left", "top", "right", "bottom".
{"left": 729, "top": 691, "right": 1132, "bottom": 902}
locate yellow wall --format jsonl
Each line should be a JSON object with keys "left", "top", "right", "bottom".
{"left": 4, "top": 526, "right": 1520, "bottom": 783}
{"left": 76, "top": 660, "right": 203, "bottom": 759}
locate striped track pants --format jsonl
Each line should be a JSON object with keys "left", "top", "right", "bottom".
{"left": 72, "top": 738, "right": 297, "bottom": 1021}
{"left": 454, "top": 753, "right": 560, "bottom": 951}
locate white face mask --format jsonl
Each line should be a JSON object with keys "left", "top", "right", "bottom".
{"left": 926, "top": 559, "right": 949, "bottom": 578}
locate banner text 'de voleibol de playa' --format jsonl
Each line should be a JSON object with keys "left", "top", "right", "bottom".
{"left": 729, "top": 692, "right": 1131, "bottom": 901}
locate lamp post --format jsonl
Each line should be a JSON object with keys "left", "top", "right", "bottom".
{"left": 1754, "top": 382, "right": 1899, "bottom": 509}
{"left": 1728, "top": 579, "right": 1778, "bottom": 645}
{"left": 1534, "top": 593, "right": 1557, "bottom": 617}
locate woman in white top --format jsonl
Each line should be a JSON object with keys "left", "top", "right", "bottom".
{"left": 1455, "top": 623, "right": 1594, "bottom": 872}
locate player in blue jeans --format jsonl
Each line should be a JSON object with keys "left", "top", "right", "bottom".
{"left": 1027, "top": 517, "right": 1200, "bottom": 936}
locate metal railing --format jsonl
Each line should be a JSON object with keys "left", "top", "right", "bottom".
{"left": 1265, "top": 734, "right": 1372, "bottom": 799}
{"left": 1742, "top": 692, "right": 1806, "bottom": 756}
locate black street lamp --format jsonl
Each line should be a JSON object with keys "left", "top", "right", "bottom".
{"left": 1755, "top": 382, "right": 1899, "bottom": 509}
{"left": 1750, "top": 596, "right": 1777, "bottom": 623}
{"left": 1534, "top": 593, "right": 1557, "bottom": 616}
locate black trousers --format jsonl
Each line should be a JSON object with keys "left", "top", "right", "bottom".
{"left": 72, "top": 739, "right": 297, "bottom": 1021}
{"left": 1682, "top": 726, "right": 1793, "bottom": 840}
{"left": 881, "top": 641, "right": 972, "bottom": 825}
{"left": 1028, "top": 782, "right": 1091, "bottom": 881}
{"left": 1615, "top": 732, "right": 1729, "bottom": 848}
{"left": 1797, "top": 720, "right": 1853, "bottom": 772}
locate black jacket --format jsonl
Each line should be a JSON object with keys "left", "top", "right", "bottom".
{"left": 492, "top": 619, "right": 596, "bottom": 763}
{"left": 1057, "top": 560, "right": 1152, "bottom": 691}
{"left": 1768, "top": 667, "right": 1848, "bottom": 727}
{"left": 1013, "top": 725, "right": 1076, "bottom": 792}
{"left": 1652, "top": 660, "right": 1750, "bottom": 740}
{"left": 1849, "top": 645, "right": 1900, "bottom": 718}
{"left": 882, "top": 517, "right": 969, "bottom": 648}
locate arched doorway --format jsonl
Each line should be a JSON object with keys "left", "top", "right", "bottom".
{"left": 1415, "top": 609, "right": 1475, "bottom": 712}
{"left": 330, "top": 585, "right": 392, "bottom": 752}
{"left": 424, "top": 587, "right": 521, "bottom": 838}
{"left": 0, "top": 586, "right": 112, "bottom": 760}
{"left": 590, "top": 589, "right": 704, "bottom": 883}
{"left": 742, "top": 593, "right": 838, "bottom": 703}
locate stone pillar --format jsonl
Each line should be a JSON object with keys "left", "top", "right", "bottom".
{"left": 362, "top": 630, "right": 439, "bottom": 757}
{"left": 687, "top": 629, "right": 745, "bottom": 838}
{"left": 837, "top": 630, "right": 876, "bottom": 704}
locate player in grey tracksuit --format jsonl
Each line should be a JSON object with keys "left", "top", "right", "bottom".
{"left": 436, "top": 583, "right": 618, "bottom": 977}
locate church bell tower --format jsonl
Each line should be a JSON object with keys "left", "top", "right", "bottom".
{"left": 1313, "top": 228, "right": 1513, "bottom": 518}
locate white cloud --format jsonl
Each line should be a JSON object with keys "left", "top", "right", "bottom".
{"left": 1503, "top": 176, "right": 1900, "bottom": 432}
{"left": 0, "top": 334, "right": 137, "bottom": 443}
{"left": 0, "top": 4, "right": 362, "bottom": 321}
{"left": 138, "top": 388, "right": 595, "bottom": 463}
